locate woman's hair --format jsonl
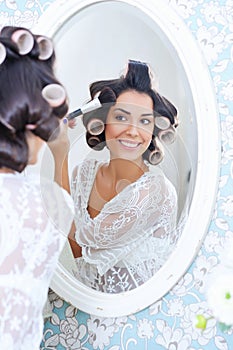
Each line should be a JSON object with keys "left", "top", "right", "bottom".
{"left": 82, "top": 59, "right": 178, "bottom": 164}
{"left": 0, "top": 26, "right": 68, "bottom": 172}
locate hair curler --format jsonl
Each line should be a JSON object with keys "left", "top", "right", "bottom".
{"left": 0, "top": 42, "right": 6, "bottom": 64}
{"left": 155, "top": 116, "right": 171, "bottom": 130}
{"left": 36, "top": 36, "right": 53, "bottom": 60}
{"left": 87, "top": 135, "right": 105, "bottom": 151}
{"left": 11, "top": 29, "right": 34, "bottom": 55}
{"left": 86, "top": 118, "right": 104, "bottom": 135}
{"left": 42, "top": 84, "right": 66, "bottom": 107}
{"left": 158, "top": 125, "right": 176, "bottom": 144}
{"left": 149, "top": 137, "right": 164, "bottom": 165}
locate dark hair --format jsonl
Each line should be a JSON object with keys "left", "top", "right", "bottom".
{"left": 0, "top": 26, "right": 68, "bottom": 172}
{"left": 83, "top": 60, "right": 178, "bottom": 163}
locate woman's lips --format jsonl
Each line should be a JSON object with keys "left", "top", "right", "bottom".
{"left": 118, "top": 139, "right": 141, "bottom": 149}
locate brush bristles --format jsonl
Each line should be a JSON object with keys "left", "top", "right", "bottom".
{"left": 98, "top": 87, "right": 116, "bottom": 104}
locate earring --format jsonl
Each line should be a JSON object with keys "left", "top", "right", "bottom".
{"left": 148, "top": 137, "right": 164, "bottom": 165}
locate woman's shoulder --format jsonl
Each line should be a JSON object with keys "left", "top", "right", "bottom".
{"left": 72, "top": 158, "right": 104, "bottom": 180}
{"left": 146, "top": 165, "right": 177, "bottom": 196}
{"left": 0, "top": 173, "right": 74, "bottom": 227}
{"left": 21, "top": 173, "right": 74, "bottom": 219}
{"left": 0, "top": 172, "right": 42, "bottom": 194}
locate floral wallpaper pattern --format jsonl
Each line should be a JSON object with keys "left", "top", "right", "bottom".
{"left": 1, "top": 0, "right": 233, "bottom": 348}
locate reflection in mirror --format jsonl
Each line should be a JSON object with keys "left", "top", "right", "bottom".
{"left": 41, "top": 1, "right": 194, "bottom": 290}
{"left": 55, "top": 59, "right": 185, "bottom": 294}
{"left": 33, "top": 0, "right": 219, "bottom": 316}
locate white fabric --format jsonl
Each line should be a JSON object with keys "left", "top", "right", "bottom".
{"left": 71, "top": 159, "right": 179, "bottom": 293}
{"left": 0, "top": 173, "right": 74, "bottom": 350}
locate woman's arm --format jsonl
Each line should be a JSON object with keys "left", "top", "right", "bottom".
{"left": 68, "top": 222, "right": 82, "bottom": 257}
{"left": 48, "top": 118, "right": 82, "bottom": 257}
{"left": 47, "top": 119, "right": 71, "bottom": 193}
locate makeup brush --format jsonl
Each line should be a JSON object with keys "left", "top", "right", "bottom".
{"left": 67, "top": 87, "right": 116, "bottom": 135}
{"left": 67, "top": 87, "right": 116, "bottom": 120}
{"left": 67, "top": 98, "right": 102, "bottom": 120}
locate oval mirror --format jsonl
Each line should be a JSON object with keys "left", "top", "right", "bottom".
{"left": 32, "top": 0, "right": 220, "bottom": 317}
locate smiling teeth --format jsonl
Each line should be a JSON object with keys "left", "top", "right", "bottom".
{"left": 120, "top": 140, "right": 139, "bottom": 148}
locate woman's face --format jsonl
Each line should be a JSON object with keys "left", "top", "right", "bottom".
{"left": 105, "top": 90, "right": 154, "bottom": 162}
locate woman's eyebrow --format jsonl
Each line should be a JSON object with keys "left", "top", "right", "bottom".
{"left": 141, "top": 113, "right": 154, "bottom": 117}
{"left": 113, "top": 108, "right": 154, "bottom": 117}
{"left": 113, "top": 108, "right": 131, "bottom": 115}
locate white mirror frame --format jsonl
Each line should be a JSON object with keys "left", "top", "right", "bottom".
{"left": 34, "top": 0, "right": 220, "bottom": 317}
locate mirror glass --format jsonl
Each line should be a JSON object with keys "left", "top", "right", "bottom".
{"left": 32, "top": 0, "right": 220, "bottom": 316}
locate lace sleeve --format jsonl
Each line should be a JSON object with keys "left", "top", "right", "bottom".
{"left": 0, "top": 175, "right": 74, "bottom": 349}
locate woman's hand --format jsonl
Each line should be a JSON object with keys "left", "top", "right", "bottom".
{"left": 47, "top": 117, "right": 70, "bottom": 161}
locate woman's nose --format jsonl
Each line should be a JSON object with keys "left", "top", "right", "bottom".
{"left": 125, "top": 122, "right": 139, "bottom": 136}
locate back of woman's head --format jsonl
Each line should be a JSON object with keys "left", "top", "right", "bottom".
{"left": 0, "top": 26, "right": 68, "bottom": 172}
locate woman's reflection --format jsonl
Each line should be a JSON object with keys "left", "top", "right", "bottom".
{"left": 51, "top": 60, "right": 180, "bottom": 293}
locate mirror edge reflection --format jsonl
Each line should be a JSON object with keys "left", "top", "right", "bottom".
{"left": 33, "top": 0, "right": 220, "bottom": 317}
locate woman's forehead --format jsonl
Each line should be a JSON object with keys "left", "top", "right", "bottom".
{"left": 115, "top": 91, "right": 154, "bottom": 113}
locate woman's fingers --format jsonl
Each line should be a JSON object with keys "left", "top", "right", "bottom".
{"left": 48, "top": 118, "right": 70, "bottom": 157}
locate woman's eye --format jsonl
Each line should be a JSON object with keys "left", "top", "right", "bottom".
{"left": 115, "top": 115, "right": 127, "bottom": 121}
{"left": 140, "top": 118, "right": 151, "bottom": 125}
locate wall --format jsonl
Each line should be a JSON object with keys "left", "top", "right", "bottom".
{"left": 1, "top": 0, "right": 233, "bottom": 348}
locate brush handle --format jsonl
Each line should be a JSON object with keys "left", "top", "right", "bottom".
{"left": 67, "top": 98, "right": 102, "bottom": 120}
{"left": 67, "top": 108, "right": 82, "bottom": 120}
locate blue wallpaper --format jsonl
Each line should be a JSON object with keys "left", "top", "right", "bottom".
{"left": 1, "top": 0, "right": 233, "bottom": 348}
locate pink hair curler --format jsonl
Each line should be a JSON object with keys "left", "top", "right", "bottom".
{"left": 87, "top": 135, "right": 105, "bottom": 150}
{"left": 42, "top": 84, "right": 66, "bottom": 107}
{"left": 155, "top": 116, "right": 171, "bottom": 130}
{"left": 158, "top": 125, "right": 176, "bottom": 144}
{"left": 174, "top": 115, "right": 180, "bottom": 127}
{"left": 149, "top": 137, "right": 164, "bottom": 165}
{"left": 88, "top": 135, "right": 101, "bottom": 147}
{"left": 11, "top": 29, "right": 34, "bottom": 55}
{"left": 36, "top": 36, "right": 53, "bottom": 60}
{"left": 87, "top": 118, "right": 105, "bottom": 135}
{"left": 0, "top": 42, "right": 6, "bottom": 64}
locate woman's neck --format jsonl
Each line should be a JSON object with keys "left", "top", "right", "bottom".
{"left": 106, "top": 157, "right": 148, "bottom": 182}
{"left": 88, "top": 157, "right": 148, "bottom": 218}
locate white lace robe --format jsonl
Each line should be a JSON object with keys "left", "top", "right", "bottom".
{"left": 71, "top": 159, "right": 178, "bottom": 293}
{"left": 0, "top": 173, "right": 74, "bottom": 349}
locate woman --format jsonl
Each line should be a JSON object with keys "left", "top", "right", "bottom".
{"left": 55, "top": 60, "right": 179, "bottom": 293}
{"left": 0, "top": 26, "right": 74, "bottom": 349}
